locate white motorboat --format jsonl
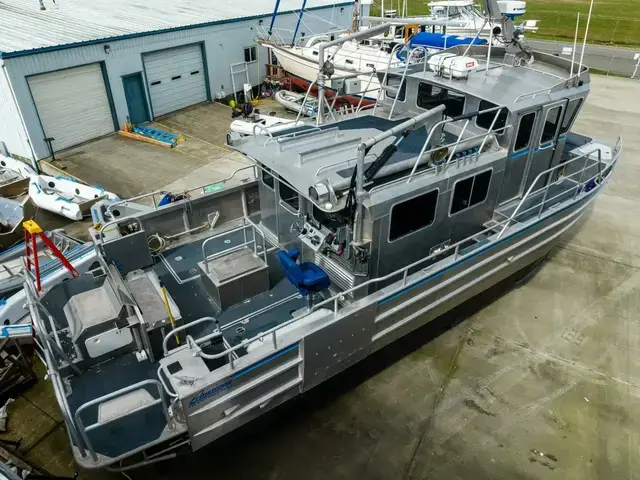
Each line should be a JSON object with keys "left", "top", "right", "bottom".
{"left": 29, "top": 175, "right": 118, "bottom": 221}
{"left": 426, "top": 0, "right": 538, "bottom": 37}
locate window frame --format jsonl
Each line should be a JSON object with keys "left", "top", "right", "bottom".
{"left": 278, "top": 180, "right": 300, "bottom": 214}
{"left": 261, "top": 166, "right": 275, "bottom": 191}
{"left": 559, "top": 97, "right": 583, "bottom": 135}
{"left": 415, "top": 82, "right": 466, "bottom": 118}
{"left": 244, "top": 46, "right": 257, "bottom": 63}
{"left": 448, "top": 168, "right": 493, "bottom": 217}
{"left": 539, "top": 104, "right": 564, "bottom": 145}
{"left": 475, "top": 100, "right": 508, "bottom": 135}
{"left": 513, "top": 111, "right": 537, "bottom": 153}
{"left": 386, "top": 74, "right": 406, "bottom": 103}
{"left": 387, "top": 188, "right": 440, "bottom": 243}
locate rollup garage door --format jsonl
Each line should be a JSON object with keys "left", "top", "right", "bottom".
{"left": 143, "top": 44, "right": 208, "bottom": 117}
{"left": 28, "top": 63, "right": 115, "bottom": 152}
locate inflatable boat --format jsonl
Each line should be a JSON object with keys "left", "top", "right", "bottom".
{"left": 274, "top": 90, "right": 320, "bottom": 117}
{"left": 230, "top": 113, "right": 306, "bottom": 136}
{"left": 29, "top": 175, "right": 118, "bottom": 221}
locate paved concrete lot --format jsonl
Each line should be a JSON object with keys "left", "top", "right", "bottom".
{"left": 4, "top": 76, "right": 639, "bottom": 479}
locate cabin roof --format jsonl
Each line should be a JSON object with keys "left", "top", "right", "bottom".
{"left": 398, "top": 48, "right": 586, "bottom": 109}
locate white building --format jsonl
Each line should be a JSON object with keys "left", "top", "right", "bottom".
{"left": 0, "top": 0, "right": 353, "bottom": 162}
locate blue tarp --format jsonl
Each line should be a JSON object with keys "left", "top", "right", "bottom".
{"left": 409, "top": 32, "right": 488, "bottom": 49}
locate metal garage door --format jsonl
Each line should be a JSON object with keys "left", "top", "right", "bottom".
{"left": 143, "top": 44, "right": 208, "bottom": 117}
{"left": 28, "top": 63, "right": 114, "bottom": 152}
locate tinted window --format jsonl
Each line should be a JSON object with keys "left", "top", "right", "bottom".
{"left": 279, "top": 181, "right": 299, "bottom": 212}
{"left": 262, "top": 167, "right": 274, "bottom": 190}
{"left": 514, "top": 112, "right": 536, "bottom": 151}
{"left": 541, "top": 106, "right": 562, "bottom": 143}
{"left": 387, "top": 75, "right": 406, "bottom": 102}
{"left": 560, "top": 98, "right": 583, "bottom": 134}
{"left": 477, "top": 100, "right": 508, "bottom": 132}
{"left": 417, "top": 83, "right": 465, "bottom": 117}
{"left": 389, "top": 190, "right": 438, "bottom": 241}
{"left": 450, "top": 170, "right": 492, "bottom": 215}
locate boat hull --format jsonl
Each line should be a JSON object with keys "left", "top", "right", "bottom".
{"left": 269, "top": 45, "right": 379, "bottom": 106}
{"left": 178, "top": 177, "right": 603, "bottom": 452}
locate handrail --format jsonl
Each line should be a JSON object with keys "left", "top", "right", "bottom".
{"left": 373, "top": 43, "right": 405, "bottom": 117}
{"left": 388, "top": 46, "right": 430, "bottom": 119}
{"left": 74, "top": 379, "right": 172, "bottom": 463}
{"left": 496, "top": 146, "right": 604, "bottom": 239}
{"left": 105, "top": 165, "right": 256, "bottom": 217}
{"left": 181, "top": 139, "right": 620, "bottom": 366}
{"left": 162, "top": 316, "right": 220, "bottom": 355}
{"left": 23, "top": 277, "right": 86, "bottom": 457}
{"left": 406, "top": 105, "right": 508, "bottom": 184}
{"left": 311, "top": 142, "right": 619, "bottom": 313}
{"left": 201, "top": 220, "right": 268, "bottom": 274}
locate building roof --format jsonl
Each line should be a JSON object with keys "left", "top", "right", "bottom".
{"left": 0, "top": 0, "right": 352, "bottom": 57}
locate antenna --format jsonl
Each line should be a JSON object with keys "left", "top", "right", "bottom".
{"left": 570, "top": 12, "right": 580, "bottom": 77}
{"left": 577, "top": 0, "right": 595, "bottom": 76}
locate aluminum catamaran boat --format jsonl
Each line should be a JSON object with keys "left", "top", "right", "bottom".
{"left": 27, "top": 1, "right": 619, "bottom": 471}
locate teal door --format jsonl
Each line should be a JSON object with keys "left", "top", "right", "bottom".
{"left": 122, "top": 73, "right": 150, "bottom": 124}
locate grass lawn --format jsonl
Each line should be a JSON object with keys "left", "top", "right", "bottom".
{"left": 369, "top": 0, "right": 640, "bottom": 47}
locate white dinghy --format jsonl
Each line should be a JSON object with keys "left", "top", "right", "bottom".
{"left": 29, "top": 175, "right": 118, "bottom": 221}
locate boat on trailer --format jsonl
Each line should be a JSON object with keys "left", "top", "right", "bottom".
{"left": 27, "top": 3, "right": 620, "bottom": 471}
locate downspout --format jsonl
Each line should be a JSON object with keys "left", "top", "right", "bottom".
{"left": 2, "top": 63, "right": 38, "bottom": 172}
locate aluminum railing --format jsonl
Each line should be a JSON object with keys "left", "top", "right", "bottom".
{"left": 74, "top": 379, "right": 173, "bottom": 464}
{"left": 404, "top": 105, "right": 509, "bottom": 184}
{"left": 105, "top": 165, "right": 256, "bottom": 218}
{"left": 201, "top": 219, "right": 268, "bottom": 274}
{"left": 176, "top": 136, "right": 620, "bottom": 367}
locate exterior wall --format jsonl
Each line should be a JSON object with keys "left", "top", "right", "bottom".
{"left": 3, "top": 5, "right": 353, "bottom": 159}
{"left": 0, "top": 60, "right": 33, "bottom": 160}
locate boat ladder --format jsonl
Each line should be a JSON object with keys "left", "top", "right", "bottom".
{"left": 230, "top": 62, "right": 251, "bottom": 104}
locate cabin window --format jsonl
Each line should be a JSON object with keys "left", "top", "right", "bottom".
{"left": 514, "top": 112, "right": 537, "bottom": 152}
{"left": 312, "top": 51, "right": 318, "bottom": 56}
{"left": 541, "top": 106, "right": 563, "bottom": 144}
{"left": 387, "top": 75, "right": 406, "bottom": 102}
{"left": 244, "top": 46, "right": 257, "bottom": 63}
{"left": 389, "top": 189, "right": 438, "bottom": 241}
{"left": 345, "top": 59, "right": 354, "bottom": 65}
{"left": 560, "top": 98, "right": 583, "bottom": 134}
{"left": 476, "top": 100, "right": 508, "bottom": 132}
{"left": 262, "top": 167, "right": 274, "bottom": 190}
{"left": 279, "top": 181, "right": 299, "bottom": 212}
{"left": 450, "top": 170, "right": 492, "bottom": 215}
{"left": 366, "top": 63, "right": 375, "bottom": 68}
{"left": 417, "top": 83, "right": 465, "bottom": 117}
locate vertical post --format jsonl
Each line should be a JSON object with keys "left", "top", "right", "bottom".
{"left": 353, "top": 145, "right": 366, "bottom": 243}
{"left": 578, "top": 0, "right": 595, "bottom": 76}
{"left": 570, "top": 12, "right": 580, "bottom": 77}
{"left": 317, "top": 45, "right": 326, "bottom": 124}
{"left": 486, "top": 26, "right": 493, "bottom": 74}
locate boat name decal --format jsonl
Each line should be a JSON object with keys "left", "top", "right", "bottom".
{"left": 188, "top": 380, "right": 233, "bottom": 408}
